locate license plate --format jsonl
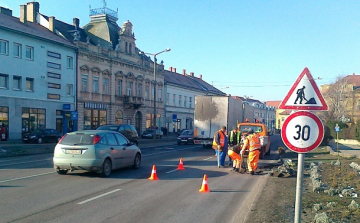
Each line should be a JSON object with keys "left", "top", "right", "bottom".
{"left": 23, "top": 138, "right": 28, "bottom": 140}
{"left": 66, "top": 150, "right": 81, "bottom": 155}
{"left": 181, "top": 140, "right": 187, "bottom": 142}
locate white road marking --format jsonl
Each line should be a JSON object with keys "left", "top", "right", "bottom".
{"left": 166, "top": 169, "right": 178, "bottom": 174}
{"left": 203, "top": 157, "right": 214, "bottom": 160}
{"left": 0, "top": 171, "right": 55, "bottom": 183}
{"left": 77, "top": 189, "right": 121, "bottom": 204}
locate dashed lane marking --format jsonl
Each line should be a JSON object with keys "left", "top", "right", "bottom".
{"left": 77, "top": 189, "right": 122, "bottom": 204}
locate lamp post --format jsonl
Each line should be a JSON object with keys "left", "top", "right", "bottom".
{"left": 142, "top": 48, "right": 171, "bottom": 139}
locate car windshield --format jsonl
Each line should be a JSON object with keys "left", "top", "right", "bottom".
{"left": 182, "top": 130, "right": 193, "bottom": 135}
{"left": 31, "top": 129, "right": 44, "bottom": 134}
{"left": 239, "top": 125, "right": 264, "bottom": 133}
{"left": 60, "top": 133, "right": 95, "bottom": 145}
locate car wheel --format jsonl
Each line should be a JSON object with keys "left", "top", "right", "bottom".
{"left": 259, "top": 146, "right": 265, "bottom": 159}
{"left": 101, "top": 159, "right": 112, "bottom": 177}
{"left": 132, "top": 153, "right": 141, "bottom": 169}
{"left": 57, "top": 169, "right": 68, "bottom": 175}
{"left": 37, "top": 138, "right": 43, "bottom": 144}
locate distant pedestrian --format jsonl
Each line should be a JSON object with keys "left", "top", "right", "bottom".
{"left": 1, "top": 124, "right": 6, "bottom": 141}
{"left": 164, "top": 127, "right": 168, "bottom": 137}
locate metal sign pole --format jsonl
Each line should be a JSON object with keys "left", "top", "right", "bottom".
{"left": 294, "top": 153, "right": 305, "bottom": 223}
{"left": 337, "top": 132, "right": 339, "bottom": 162}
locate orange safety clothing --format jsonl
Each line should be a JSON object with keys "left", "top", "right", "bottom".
{"left": 248, "top": 150, "right": 260, "bottom": 171}
{"left": 228, "top": 150, "right": 241, "bottom": 168}
{"left": 242, "top": 134, "right": 261, "bottom": 152}
{"left": 213, "top": 130, "right": 225, "bottom": 147}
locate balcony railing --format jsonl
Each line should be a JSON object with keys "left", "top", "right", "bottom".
{"left": 89, "top": 7, "right": 118, "bottom": 20}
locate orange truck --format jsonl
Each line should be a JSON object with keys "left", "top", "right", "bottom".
{"left": 237, "top": 122, "right": 271, "bottom": 159}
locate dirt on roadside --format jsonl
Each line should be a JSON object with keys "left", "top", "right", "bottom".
{"left": 246, "top": 147, "right": 360, "bottom": 223}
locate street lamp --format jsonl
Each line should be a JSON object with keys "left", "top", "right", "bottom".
{"left": 141, "top": 48, "right": 171, "bottom": 139}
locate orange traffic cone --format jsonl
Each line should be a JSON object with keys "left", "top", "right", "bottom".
{"left": 148, "top": 165, "right": 159, "bottom": 180}
{"left": 199, "top": 174, "right": 210, "bottom": 193}
{"left": 177, "top": 158, "right": 185, "bottom": 170}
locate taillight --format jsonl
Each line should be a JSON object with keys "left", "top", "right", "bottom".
{"left": 58, "top": 134, "right": 67, "bottom": 144}
{"left": 93, "top": 135, "right": 101, "bottom": 144}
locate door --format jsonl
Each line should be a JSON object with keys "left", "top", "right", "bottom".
{"left": 104, "top": 133, "right": 122, "bottom": 168}
{"left": 114, "top": 133, "right": 133, "bottom": 165}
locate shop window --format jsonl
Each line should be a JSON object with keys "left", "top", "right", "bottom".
{"left": 84, "top": 109, "right": 107, "bottom": 130}
{"left": 115, "top": 110, "right": 123, "bottom": 124}
{"left": 22, "top": 108, "right": 46, "bottom": 134}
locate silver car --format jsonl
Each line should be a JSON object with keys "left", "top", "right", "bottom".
{"left": 53, "top": 130, "right": 141, "bottom": 177}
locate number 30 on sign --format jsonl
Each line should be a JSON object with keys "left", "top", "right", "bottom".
{"left": 281, "top": 111, "right": 324, "bottom": 153}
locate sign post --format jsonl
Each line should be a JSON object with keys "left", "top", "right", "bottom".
{"left": 335, "top": 124, "right": 340, "bottom": 161}
{"left": 279, "top": 68, "right": 328, "bottom": 223}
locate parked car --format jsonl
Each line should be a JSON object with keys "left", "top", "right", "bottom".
{"left": 23, "top": 129, "right": 62, "bottom": 144}
{"left": 177, "top": 129, "right": 189, "bottom": 136}
{"left": 141, "top": 129, "right": 163, "bottom": 139}
{"left": 53, "top": 130, "right": 142, "bottom": 177}
{"left": 96, "top": 124, "right": 139, "bottom": 146}
{"left": 177, "top": 130, "right": 194, "bottom": 145}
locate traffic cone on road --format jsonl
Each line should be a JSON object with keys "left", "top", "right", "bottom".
{"left": 177, "top": 158, "right": 185, "bottom": 170}
{"left": 148, "top": 165, "right": 159, "bottom": 180}
{"left": 199, "top": 174, "right": 210, "bottom": 193}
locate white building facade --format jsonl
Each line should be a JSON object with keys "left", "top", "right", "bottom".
{"left": 0, "top": 3, "right": 77, "bottom": 139}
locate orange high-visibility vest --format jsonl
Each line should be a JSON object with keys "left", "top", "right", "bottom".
{"left": 213, "top": 130, "right": 225, "bottom": 147}
{"left": 246, "top": 134, "right": 261, "bottom": 151}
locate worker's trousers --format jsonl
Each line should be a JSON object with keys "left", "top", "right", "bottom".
{"left": 248, "top": 149, "right": 260, "bottom": 171}
{"left": 227, "top": 150, "right": 241, "bottom": 168}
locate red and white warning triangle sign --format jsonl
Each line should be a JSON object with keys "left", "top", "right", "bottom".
{"left": 279, "top": 67, "right": 328, "bottom": 111}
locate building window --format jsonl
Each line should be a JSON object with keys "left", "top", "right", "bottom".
{"left": 173, "top": 94, "right": 176, "bottom": 105}
{"left": 117, "top": 80, "right": 122, "bottom": 96}
{"left": 189, "top": 97, "right": 192, "bottom": 108}
{"left": 137, "top": 83, "right": 142, "bottom": 97}
{"left": 67, "top": 84, "right": 73, "bottom": 96}
{"left": 25, "top": 46, "right": 34, "bottom": 60}
{"left": 48, "top": 82, "right": 61, "bottom": 89}
{"left": 47, "top": 62, "right": 61, "bottom": 70}
{"left": 83, "top": 109, "right": 107, "bottom": 130}
{"left": 125, "top": 42, "right": 128, "bottom": 53}
{"left": 115, "top": 110, "right": 123, "bottom": 124}
{"left": 158, "top": 88, "right": 162, "bottom": 101}
{"left": 184, "top": 96, "right": 187, "bottom": 107}
{"left": 13, "top": 76, "right": 22, "bottom": 90}
{"left": 128, "top": 82, "right": 133, "bottom": 96}
{"left": 93, "top": 76, "right": 99, "bottom": 93}
{"left": 13, "top": 43, "right": 22, "bottom": 58}
{"left": 47, "top": 93, "right": 60, "bottom": 100}
{"left": 47, "top": 51, "right": 61, "bottom": 59}
{"left": 179, "top": 95, "right": 182, "bottom": 106}
{"left": 129, "top": 43, "right": 132, "bottom": 55}
{"left": 0, "top": 74, "right": 9, "bottom": 89}
{"left": 22, "top": 108, "right": 46, "bottom": 134}
{"left": 0, "top": 40, "right": 9, "bottom": 55}
{"left": 47, "top": 72, "right": 61, "bottom": 79}
{"left": 103, "top": 78, "right": 109, "bottom": 94}
{"left": 82, "top": 74, "right": 88, "bottom": 91}
{"left": 145, "top": 85, "right": 149, "bottom": 99}
{"left": 67, "top": 56, "right": 73, "bottom": 69}
{"left": 26, "top": 77, "right": 34, "bottom": 91}
{"left": 167, "top": 93, "right": 170, "bottom": 105}
{"left": 0, "top": 107, "right": 9, "bottom": 135}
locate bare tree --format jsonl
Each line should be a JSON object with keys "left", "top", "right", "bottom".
{"left": 318, "top": 75, "right": 351, "bottom": 122}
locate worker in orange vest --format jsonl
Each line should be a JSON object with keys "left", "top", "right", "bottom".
{"left": 241, "top": 128, "right": 261, "bottom": 175}
{"left": 212, "top": 126, "right": 228, "bottom": 168}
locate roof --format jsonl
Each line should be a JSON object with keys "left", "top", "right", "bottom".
{"left": 342, "top": 74, "right": 360, "bottom": 87}
{"left": 0, "top": 13, "right": 75, "bottom": 48}
{"left": 279, "top": 110, "right": 291, "bottom": 115}
{"left": 266, "top": 101, "right": 281, "bottom": 108}
{"left": 164, "top": 70, "right": 225, "bottom": 95}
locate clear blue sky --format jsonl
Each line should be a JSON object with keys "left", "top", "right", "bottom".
{"left": 2, "top": 0, "right": 360, "bottom": 102}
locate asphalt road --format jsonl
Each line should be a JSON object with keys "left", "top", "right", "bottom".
{"left": 0, "top": 138, "right": 281, "bottom": 223}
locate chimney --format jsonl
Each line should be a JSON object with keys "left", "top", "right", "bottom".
{"left": 173, "top": 68, "right": 176, "bottom": 73}
{"left": 73, "top": 18, "right": 79, "bottom": 30}
{"left": 182, "top": 69, "right": 186, "bottom": 75}
{"left": 190, "top": 72, "right": 194, "bottom": 77}
{"left": 0, "top": 6, "right": 12, "bottom": 16}
{"left": 49, "top": 16, "right": 55, "bottom": 32}
{"left": 20, "top": 5, "right": 27, "bottom": 24}
{"left": 26, "top": 2, "right": 40, "bottom": 23}
{"left": 199, "top": 74, "right": 202, "bottom": 79}
{"left": 169, "top": 66, "right": 173, "bottom": 72}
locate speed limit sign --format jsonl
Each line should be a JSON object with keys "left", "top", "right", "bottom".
{"left": 281, "top": 111, "right": 324, "bottom": 153}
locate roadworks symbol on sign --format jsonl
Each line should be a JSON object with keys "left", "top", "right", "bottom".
{"left": 279, "top": 67, "right": 328, "bottom": 111}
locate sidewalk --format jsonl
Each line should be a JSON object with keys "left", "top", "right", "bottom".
{"left": 0, "top": 135, "right": 177, "bottom": 158}
{"left": 327, "top": 140, "right": 360, "bottom": 158}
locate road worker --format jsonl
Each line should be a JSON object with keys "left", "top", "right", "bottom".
{"left": 212, "top": 126, "right": 228, "bottom": 168}
{"left": 228, "top": 127, "right": 241, "bottom": 171}
{"left": 241, "top": 128, "right": 261, "bottom": 175}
